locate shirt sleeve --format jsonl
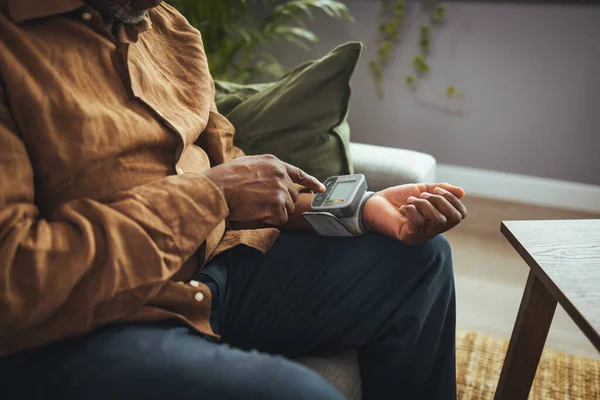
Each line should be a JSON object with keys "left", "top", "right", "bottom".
{"left": 0, "top": 82, "right": 228, "bottom": 338}
{"left": 195, "top": 76, "right": 246, "bottom": 164}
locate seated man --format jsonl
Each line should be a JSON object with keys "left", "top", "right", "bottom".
{"left": 0, "top": 1, "right": 466, "bottom": 399}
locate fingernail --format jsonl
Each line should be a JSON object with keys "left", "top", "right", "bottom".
{"left": 320, "top": 184, "right": 326, "bottom": 192}
{"left": 433, "top": 187, "right": 447, "bottom": 195}
{"left": 420, "top": 192, "right": 431, "bottom": 199}
{"left": 407, "top": 196, "right": 417, "bottom": 203}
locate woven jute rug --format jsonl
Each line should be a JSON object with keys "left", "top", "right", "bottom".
{"left": 456, "top": 330, "right": 600, "bottom": 399}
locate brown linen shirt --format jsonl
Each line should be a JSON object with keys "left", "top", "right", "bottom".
{"left": 0, "top": 0, "right": 281, "bottom": 356}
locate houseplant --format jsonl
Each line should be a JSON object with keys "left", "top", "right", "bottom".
{"left": 370, "top": 0, "right": 457, "bottom": 100}
{"left": 170, "top": 0, "right": 352, "bottom": 83}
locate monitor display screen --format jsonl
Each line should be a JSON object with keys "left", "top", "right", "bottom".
{"left": 326, "top": 181, "right": 355, "bottom": 204}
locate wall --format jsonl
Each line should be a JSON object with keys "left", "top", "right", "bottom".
{"left": 274, "top": 1, "right": 600, "bottom": 186}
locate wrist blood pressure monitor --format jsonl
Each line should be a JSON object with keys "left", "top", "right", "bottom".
{"left": 302, "top": 174, "right": 374, "bottom": 237}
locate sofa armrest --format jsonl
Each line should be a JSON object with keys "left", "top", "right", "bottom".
{"left": 350, "top": 142, "right": 436, "bottom": 191}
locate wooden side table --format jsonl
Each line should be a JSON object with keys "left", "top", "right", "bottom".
{"left": 494, "top": 219, "right": 600, "bottom": 400}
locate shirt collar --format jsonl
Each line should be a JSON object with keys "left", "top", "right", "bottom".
{"left": 7, "top": 0, "right": 154, "bottom": 37}
{"left": 7, "top": 0, "right": 86, "bottom": 23}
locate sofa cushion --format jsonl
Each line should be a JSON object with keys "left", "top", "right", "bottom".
{"left": 296, "top": 350, "right": 362, "bottom": 400}
{"left": 350, "top": 142, "right": 437, "bottom": 190}
{"left": 214, "top": 42, "right": 363, "bottom": 181}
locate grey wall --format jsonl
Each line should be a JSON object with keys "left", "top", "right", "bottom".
{"left": 274, "top": 1, "right": 600, "bottom": 185}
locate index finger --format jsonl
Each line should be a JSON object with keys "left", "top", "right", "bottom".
{"left": 284, "top": 162, "right": 326, "bottom": 193}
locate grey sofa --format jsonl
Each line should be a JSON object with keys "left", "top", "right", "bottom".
{"left": 295, "top": 142, "right": 437, "bottom": 400}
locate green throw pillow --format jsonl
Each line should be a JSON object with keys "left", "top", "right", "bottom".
{"left": 214, "top": 42, "right": 363, "bottom": 181}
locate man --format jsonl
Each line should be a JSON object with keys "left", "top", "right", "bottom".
{"left": 0, "top": 0, "right": 467, "bottom": 399}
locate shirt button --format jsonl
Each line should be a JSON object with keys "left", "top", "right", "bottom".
{"left": 194, "top": 292, "right": 205, "bottom": 302}
{"left": 189, "top": 280, "right": 200, "bottom": 288}
{"left": 81, "top": 12, "right": 92, "bottom": 21}
{"left": 177, "top": 167, "right": 184, "bottom": 175}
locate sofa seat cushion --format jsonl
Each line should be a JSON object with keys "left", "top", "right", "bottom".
{"left": 296, "top": 350, "right": 362, "bottom": 400}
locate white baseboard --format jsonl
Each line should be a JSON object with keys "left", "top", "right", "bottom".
{"left": 436, "top": 164, "right": 600, "bottom": 214}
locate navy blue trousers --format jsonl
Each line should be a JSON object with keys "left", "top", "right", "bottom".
{"left": 0, "top": 233, "right": 456, "bottom": 399}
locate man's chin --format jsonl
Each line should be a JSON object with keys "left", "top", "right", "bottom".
{"left": 109, "top": 5, "right": 149, "bottom": 24}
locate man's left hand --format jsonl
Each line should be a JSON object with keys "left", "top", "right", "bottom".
{"left": 363, "top": 183, "right": 467, "bottom": 245}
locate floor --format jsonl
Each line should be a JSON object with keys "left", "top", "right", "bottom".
{"left": 446, "top": 196, "right": 600, "bottom": 360}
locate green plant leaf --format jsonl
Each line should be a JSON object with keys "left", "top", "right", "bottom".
{"left": 272, "top": 0, "right": 352, "bottom": 25}
{"left": 279, "top": 2, "right": 315, "bottom": 23}
{"left": 432, "top": 6, "right": 447, "bottom": 22}
{"left": 369, "top": 60, "right": 382, "bottom": 75}
{"left": 275, "top": 26, "right": 318, "bottom": 43}
{"left": 224, "top": 24, "right": 259, "bottom": 44}
{"left": 378, "top": 41, "right": 393, "bottom": 60}
{"left": 420, "top": 38, "right": 430, "bottom": 53}
{"left": 446, "top": 85, "right": 465, "bottom": 97}
{"left": 310, "top": 0, "right": 353, "bottom": 21}
{"left": 412, "top": 55, "right": 430, "bottom": 74}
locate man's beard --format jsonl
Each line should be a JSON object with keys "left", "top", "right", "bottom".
{"left": 108, "top": 3, "right": 149, "bottom": 24}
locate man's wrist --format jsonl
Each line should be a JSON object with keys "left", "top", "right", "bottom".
{"left": 362, "top": 195, "right": 378, "bottom": 233}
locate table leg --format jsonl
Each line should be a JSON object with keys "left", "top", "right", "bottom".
{"left": 494, "top": 270, "right": 558, "bottom": 400}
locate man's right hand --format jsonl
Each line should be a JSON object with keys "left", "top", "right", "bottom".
{"left": 363, "top": 183, "right": 467, "bottom": 245}
{"left": 202, "top": 155, "right": 326, "bottom": 225}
